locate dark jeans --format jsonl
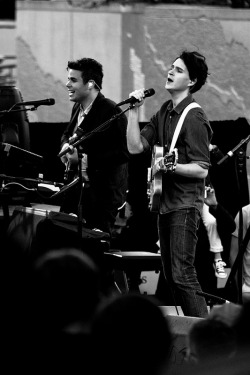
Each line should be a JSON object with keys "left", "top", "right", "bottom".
{"left": 158, "top": 208, "right": 208, "bottom": 318}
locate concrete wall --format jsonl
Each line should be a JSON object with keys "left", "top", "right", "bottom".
{"left": 0, "top": 21, "right": 16, "bottom": 58}
{"left": 16, "top": 1, "right": 125, "bottom": 123}
{"left": 142, "top": 5, "right": 250, "bottom": 123}
{"left": 15, "top": 2, "right": 250, "bottom": 125}
{"left": 0, "top": 20, "right": 16, "bottom": 85}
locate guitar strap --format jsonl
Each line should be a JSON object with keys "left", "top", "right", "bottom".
{"left": 169, "top": 102, "right": 201, "bottom": 153}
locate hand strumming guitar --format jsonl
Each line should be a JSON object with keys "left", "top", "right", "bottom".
{"left": 155, "top": 157, "right": 169, "bottom": 173}
{"left": 153, "top": 148, "right": 178, "bottom": 176}
{"left": 60, "top": 143, "right": 78, "bottom": 166}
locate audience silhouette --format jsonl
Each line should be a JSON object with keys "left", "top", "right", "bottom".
{"left": 186, "top": 318, "right": 237, "bottom": 364}
{"left": 91, "top": 293, "right": 173, "bottom": 375}
{"left": 172, "top": 301, "right": 250, "bottom": 375}
{"left": 3, "top": 247, "right": 103, "bottom": 374}
{"left": 3, "top": 226, "right": 250, "bottom": 375}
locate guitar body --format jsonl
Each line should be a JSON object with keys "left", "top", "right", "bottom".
{"left": 148, "top": 145, "right": 163, "bottom": 212}
{"left": 148, "top": 146, "right": 178, "bottom": 212}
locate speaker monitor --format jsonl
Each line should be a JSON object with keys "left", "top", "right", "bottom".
{"left": 6, "top": 207, "right": 110, "bottom": 266}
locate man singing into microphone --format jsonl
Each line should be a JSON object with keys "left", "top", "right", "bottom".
{"left": 59, "top": 58, "right": 129, "bottom": 238}
{"left": 126, "top": 50, "right": 212, "bottom": 317}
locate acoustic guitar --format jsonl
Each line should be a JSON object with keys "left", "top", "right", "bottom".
{"left": 148, "top": 145, "right": 178, "bottom": 212}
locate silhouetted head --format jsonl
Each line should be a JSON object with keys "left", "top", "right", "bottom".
{"left": 31, "top": 247, "right": 101, "bottom": 331}
{"left": 92, "top": 293, "right": 172, "bottom": 375}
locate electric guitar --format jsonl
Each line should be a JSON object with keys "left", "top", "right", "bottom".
{"left": 63, "top": 143, "right": 88, "bottom": 185}
{"left": 148, "top": 145, "right": 178, "bottom": 212}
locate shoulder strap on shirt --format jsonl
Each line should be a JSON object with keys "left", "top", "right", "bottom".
{"left": 169, "top": 102, "right": 201, "bottom": 153}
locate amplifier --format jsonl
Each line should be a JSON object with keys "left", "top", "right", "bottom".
{"left": 6, "top": 207, "right": 110, "bottom": 265}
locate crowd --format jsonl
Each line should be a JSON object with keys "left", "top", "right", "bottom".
{"left": 2, "top": 245, "right": 172, "bottom": 375}
{"left": 2, "top": 242, "right": 250, "bottom": 375}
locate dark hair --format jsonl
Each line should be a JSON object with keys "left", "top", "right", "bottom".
{"left": 178, "top": 50, "right": 209, "bottom": 93}
{"left": 189, "top": 319, "right": 237, "bottom": 362}
{"left": 67, "top": 57, "right": 103, "bottom": 90}
{"left": 92, "top": 293, "right": 172, "bottom": 375}
{"left": 32, "top": 248, "right": 100, "bottom": 329}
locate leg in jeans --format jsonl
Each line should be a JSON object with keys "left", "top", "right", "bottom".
{"left": 159, "top": 208, "right": 208, "bottom": 318}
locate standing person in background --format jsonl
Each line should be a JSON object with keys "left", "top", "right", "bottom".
{"left": 126, "top": 50, "right": 212, "bottom": 317}
{"left": 202, "top": 143, "right": 234, "bottom": 279}
{"left": 59, "top": 58, "right": 129, "bottom": 238}
{"left": 202, "top": 183, "right": 228, "bottom": 278}
{"left": 230, "top": 203, "right": 250, "bottom": 304}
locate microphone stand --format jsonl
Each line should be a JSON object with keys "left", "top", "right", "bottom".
{"left": 217, "top": 134, "right": 250, "bottom": 165}
{"left": 58, "top": 105, "right": 132, "bottom": 158}
{"left": 58, "top": 104, "right": 132, "bottom": 243}
{"left": 76, "top": 151, "right": 84, "bottom": 242}
{"left": 217, "top": 134, "right": 250, "bottom": 304}
{"left": 196, "top": 291, "right": 231, "bottom": 305}
{"left": 0, "top": 105, "right": 42, "bottom": 222}
{"left": 0, "top": 105, "right": 40, "bottom": 117}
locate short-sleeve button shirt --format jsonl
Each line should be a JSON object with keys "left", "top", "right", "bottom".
{"left": 140, "top": 94, "right": 213, "bottom": 214}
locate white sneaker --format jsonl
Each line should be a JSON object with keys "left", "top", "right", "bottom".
{"left": 213, "top": 259, "right": 227, "bottom": 278}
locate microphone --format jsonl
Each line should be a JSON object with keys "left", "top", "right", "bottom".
{"left": 196, "top": 291, "right": 230, "bottom": 304}
{"left": 16, "top": 98, "right": 55, "bottom": 107}
{"left": 115, "top": 88, "right": 155, "bottom": 107}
